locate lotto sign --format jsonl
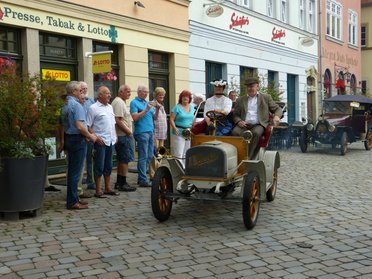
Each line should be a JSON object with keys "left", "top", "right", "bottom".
{"left": 41, "top": 69, "right": 71, "bottom": 81}
{"left": 92, "top": 53, "right": 111, "bottom": 74}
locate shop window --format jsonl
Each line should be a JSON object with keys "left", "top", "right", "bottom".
{"left": 93, "top": 42, "right": 119, "bottom": 98}
{"left": 148, "top": 51, "right": 169, "bottom": 110}
{"left": 0, "top": 26, "right": 22, "bottom": 73}
{"left": 39, "top": 33, "right": 76, "bottom": 61}
{"left": 206, "top": 62, "right": 223, "bottom": 98}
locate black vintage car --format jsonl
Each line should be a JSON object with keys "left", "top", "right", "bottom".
{"left": 299, "top": 94, "right": 372, "bottom": 155}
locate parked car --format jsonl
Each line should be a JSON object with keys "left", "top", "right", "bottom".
{"left": 299, "top": 94, "right": 372, "bottom": 155}
{"left": 151, "top": 110, "right": 280, "bottom": 230}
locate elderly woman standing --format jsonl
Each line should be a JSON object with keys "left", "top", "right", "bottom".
{"left": 153, "top": 87, "right": 167, "bottom": 148}
{"left": 169, "top": 90, "right": 194, "bottom": 167}
{"left": 148, "top": 87, "right": 167, "bottom": 180}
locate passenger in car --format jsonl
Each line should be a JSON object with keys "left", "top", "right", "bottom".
{"left": 232, "top": 76, "right": 282, "bottom": 159}
{"left": 204, "top": 79, "right": 233, "bottom": 136}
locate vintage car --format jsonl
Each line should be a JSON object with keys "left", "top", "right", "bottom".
{"left": 151, "top": 111, "right": 280, "bottom": 230}
{"left": 299, "top": 94, "right": 372, "bottom": 155}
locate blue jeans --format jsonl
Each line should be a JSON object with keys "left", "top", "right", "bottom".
{"left": 93, "top": 143, "right": 113, "bottom": 177}
{"left": 86, "top": 142, "right": 94, "bottom": 186}
{"left": 134, "top": 132, "right": 154, "bottom": 184}
{"left": 65, "top": 134, "right": 87, "bottom": 208}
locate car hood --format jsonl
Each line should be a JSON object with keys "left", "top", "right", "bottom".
{"left": 322, "top": 114, "right": 350, "bottom": 126}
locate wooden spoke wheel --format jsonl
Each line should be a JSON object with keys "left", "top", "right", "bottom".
{"left": 364, "top": 131, "right": 372, "bottom": 150}
{"left": 340, "top": 131, "right": 348, "bottom": 156}
{"left": 151, "top": 167, "right": 173, "bottom": 222}
{"left": 242, "top": 171, "right": 260, "bottom": 230}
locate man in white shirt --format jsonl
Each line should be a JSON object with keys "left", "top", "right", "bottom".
{"left": 87, "top": 86, "right": 118, "bottom": 198}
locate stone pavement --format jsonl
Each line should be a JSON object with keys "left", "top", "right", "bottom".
{"left": 1, "top": 142, "right": 372, "bottom": 278}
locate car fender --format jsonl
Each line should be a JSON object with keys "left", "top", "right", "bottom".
{"left": 262, "top": 150, "right": 280, "bottom": 187}
{"left": 241, "top": 160, "right": 267, "bottom": 200}
{"left": 158, "top": 158, "right": 185, "bottom": 192}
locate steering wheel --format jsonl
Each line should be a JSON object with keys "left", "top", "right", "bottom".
{"left": 205, "top": 110, "right": 227, "bottom": 122}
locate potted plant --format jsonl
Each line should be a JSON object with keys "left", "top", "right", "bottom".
{"left": 0, "top": 57, "right": 62, "bottom": 219}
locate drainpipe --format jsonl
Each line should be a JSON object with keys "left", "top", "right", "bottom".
{"left": 318, "top": 0, "right": 323, "bottom": 115}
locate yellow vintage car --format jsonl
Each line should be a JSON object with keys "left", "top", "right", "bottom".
{"left": 151, "top": 111, "right": 280, "bottom": 230}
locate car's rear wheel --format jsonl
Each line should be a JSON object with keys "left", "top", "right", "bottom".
{"left": 266, "top": 167, "right": 278, "bottom": 202}
{"left": 299, "top": 128, "right": 308, "bottom": 153}
{"left": 151, "top": 167, "right": 173, "bottom": 222}
{"left": 340, "top": 132, "right": 348, "bottom": 156}
{"left": 364, "top": 131, "right": 372, "bottom": 150}
{"left": 242, "top": 171, "right": 260, "bottom": 230}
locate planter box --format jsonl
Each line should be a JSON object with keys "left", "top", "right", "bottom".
{"left": 0, "top": 156, "right": 47, "bottom": 220}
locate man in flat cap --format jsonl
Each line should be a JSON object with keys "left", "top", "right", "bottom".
{"left": 232, "top": 76, "right": 282, "bottom": 158}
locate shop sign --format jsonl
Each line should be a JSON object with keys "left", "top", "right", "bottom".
{"left": 271, "top": 27, "right": 286, "bottom": 45}
{"left": 41, "top": 69, "right": 71, "bottom": 81}
{"left": 206, "top": 5, "right": 224, "bottom": 17}
{"left": 0, "top": 5, "right": 118, "bottom": 43}
{"left": 92, "top": 53, "right": 111, "bottom": 74}
{"left": 229, "top": 12, "right": 249, "bottom": 34}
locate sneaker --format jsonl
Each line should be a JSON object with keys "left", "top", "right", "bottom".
{"left": 118, "top": 183, "right": 137, "bottom": 192}
{"left": 114, "top": 182, "right": 119, "bottom": 190}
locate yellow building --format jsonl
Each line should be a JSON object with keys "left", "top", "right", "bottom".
{"left": 0, "top": 0, "right": 190, "bottom": 169}
{"left": 362, "top": 0, "right": 372, "bottom": 97}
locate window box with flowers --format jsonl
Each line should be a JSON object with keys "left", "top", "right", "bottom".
{"left": 94, "top": 69, "right": 118, "bottom": 98}
{"left": 0, "top": 57, "right": 62, "bottom": 219}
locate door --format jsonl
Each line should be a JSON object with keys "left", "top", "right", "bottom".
{"left": 287, "top": 74, "right": 297, "bottom": 124}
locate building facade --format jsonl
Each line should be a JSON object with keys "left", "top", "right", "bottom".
{"left": 0, "top": 0, "right": 189, "bottom": 169}
{"left": 320, "top": 0, "right": 362, "bottom": 102}
{"left": 189, "top": 0, "right": 318, "bottom": 124}
{"left": 361, "top": 0, "right": 372, "bottom": 97}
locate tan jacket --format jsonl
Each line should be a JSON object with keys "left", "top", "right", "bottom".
{"left": 233, "top": 93, "right": 282, "bottom": 128}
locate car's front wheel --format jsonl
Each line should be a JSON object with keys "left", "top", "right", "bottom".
{"left": 364, "top": 131, "right": 372, "bottom": 150}
{"left": 151, "top": 167, "right": 173, "bottom": 222}
{"left": 340, "top": 131, "right": 348, "bottom": 155}
{"left": 242, "top": 171, "right": 260, "bottom": 230}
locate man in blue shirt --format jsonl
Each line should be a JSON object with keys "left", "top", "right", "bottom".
{"left": 61, "top": 81, "right": 97, "bottom": 210}
{"left": 80, "top": 81, "right": 95, "bottom": 190}
{"left": 130, "top": 85, "right": 155, "bottom": 187}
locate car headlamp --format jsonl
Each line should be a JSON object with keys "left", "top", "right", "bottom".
{"left": 306, "top": 124, "right": 314, "bottom": 131}
{"left": 328, "top": 125, "right": 336, "bottom": 132}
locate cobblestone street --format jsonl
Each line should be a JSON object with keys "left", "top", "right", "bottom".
{"left": 1, "top": 142, "right": 372, "bottom": 279}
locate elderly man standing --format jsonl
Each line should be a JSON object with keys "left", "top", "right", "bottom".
{"left": 80, "top": 81, "right": 96, "bottom": 190}
{"left": 61, "top": 81, "right": 97, "bottom": 210}
{"left": 232, "top": 76, "right": 282, "bottom": 159}
{"left": 111, "top": 84, "right": 137, "bottom": 192}
{"left": 130, "top": 85, "right": 155, "bottom": 188}
{"left": 87, "top": 86, "right": 118, "bottom": 198}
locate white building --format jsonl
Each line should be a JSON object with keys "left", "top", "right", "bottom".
{"left": 189, "top": 0, "right": 319, "bottom": 123}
